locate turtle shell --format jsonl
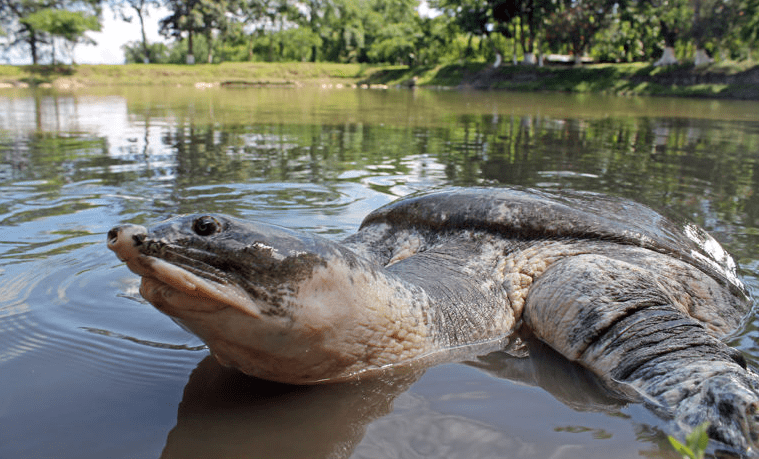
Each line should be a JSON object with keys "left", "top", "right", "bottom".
{"left": 360, "top": 187, "right": 748, "bottom": 300}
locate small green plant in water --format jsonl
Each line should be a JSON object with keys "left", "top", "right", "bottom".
{"left": 668, "top": 422, "right": 710, "bottom": 459}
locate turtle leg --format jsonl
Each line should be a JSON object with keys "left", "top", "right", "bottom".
{"left": 522, "top": 254, "right": 759, "bottom": 454}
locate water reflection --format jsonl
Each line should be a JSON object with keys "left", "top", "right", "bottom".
{"left": 161, "top": 357, "right": 422, "bottom": 459}
{"left": 1, "top": 88, "right": 758, "bottom": 459}
{"left": 4, "top": 91, "right": 758, "bottom": 226}
{"left": 164, "top": 338, "right": 668, "bottom": 459}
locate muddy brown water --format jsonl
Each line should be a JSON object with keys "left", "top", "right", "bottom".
{"left": 1, "top": 86, "right": 759, "bottom": 458}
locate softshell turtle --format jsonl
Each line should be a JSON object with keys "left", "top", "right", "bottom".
{"left": 107, "top": 187, "right": 758, "bottom": 455}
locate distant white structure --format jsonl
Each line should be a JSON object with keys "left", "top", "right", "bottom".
{"left": 654, "top": 46, "right": 678, "bottom": 66}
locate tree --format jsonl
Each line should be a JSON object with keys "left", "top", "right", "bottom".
{"left": 413, "top": 14, "right": 457, "bottom": 66}
{"left": 512, "top": 0, "right": 559, "bottom": 65}
{"left": 364, "top": 0, "right": 421, "bottom": 64}
{"left": 234, "top": 0, "right": 295, "bottom": 61}
{"left": 122, "top": 39, "right": 169, "bottom": 62}
{"left": 545, "top": 0, "right": 615, "bottom": 64}
{"left": 300, "top": 0, "right": 368, "bottom": 63}
{"left": 296, "top": 0, "right": 422, "bottom": 64}
{"left": 743, "top": 0, "right": 759, "bottom": 47}
{"left": 160, "top": 0, "right": 235, "bottom": 63}
{"left": 689, "top": 0, "right": 741, "bottom": 65}
{"left": 432, "top": 0, "right": 510, "bottom": 66}
{"left": 642, "top": 0, "right": 692, "bottom": 65}
{"left": 1, "top": 1, "right": 101, "bottom": 64}
{"left": 490, "top": 0, "right": 519, "bottom": 64}
{"left": 110, "top": 0, "right": 161, "bottom": 63}
{"left": 21, "top": 8, "right": 100, "bottom": 63}
{"left": 0, "top": 0, "right": 44, "bottom": 64}
{"left": 1, "top": 0, "right": 52, "bottom": 64}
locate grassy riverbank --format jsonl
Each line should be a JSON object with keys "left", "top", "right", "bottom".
{"left": 368, "top": 61, "right": 759, "bottom": 100}
{"left": 0, "top": 62, "right": 376, "bottom": 88}
{"left": 1, "top": 61, "right": 758, "bottom": 99}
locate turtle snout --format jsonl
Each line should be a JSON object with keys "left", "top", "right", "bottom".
{"left": 107, "top": 224, "right": 147, "bottom": 262}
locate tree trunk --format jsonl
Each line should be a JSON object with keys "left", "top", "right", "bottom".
{"left": 654, "top": 46, "right": 678, "bottom": 66}
{"left": 519, "top": 17, "right": 526, "bottom": 61}
{"left": 186, "top": 31, "right": 195, "bottom": 64}
{"left": 655, "top": 20, "right": 678, "bottom": 66}
{"left": 207, "top": 32, "right": 213, "bottom": 64}
{"left": 28, "top": 28, "right": 39, "bottom": 65}
{"left": 493, "top": 52, "right": 502, "bottom": 68}
{"left": 572, "top": 41, "right": 584, "bottom": 66}
{"left": 137, "top": 9, "right": 149, "bottom": 63}
{"left": 30, "top": 36, "right": 38, "bottom": 65}
{"left": 694, "top": 48, "right": 713, "bottom": 66}
{"left": 521, "top": 2, "right": 536, "bottom": 66}
{"left": 512, "top": 21, "right": 518, "bottom": 65}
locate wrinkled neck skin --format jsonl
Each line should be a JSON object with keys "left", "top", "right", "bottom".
{"left": 108, "top": 215, "right": 511, "bottom": 384}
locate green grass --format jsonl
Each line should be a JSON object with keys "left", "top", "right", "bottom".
{"left": 0, "top": 62, "right": 386, "bottom": 87}
{"left": 1, "top": 61, "right": 757, "bottom": 99}
{"left": 668, "top": 422, "right": 710, "bottom": 459}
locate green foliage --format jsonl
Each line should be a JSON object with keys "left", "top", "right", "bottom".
{"left": 591, "top": 6, "right": 662, "bottom": 62}
{"left": 1, "top": 0, "right": 101, "bottom": 64}
{"left": 653, "top": 0, "right": 694, "bottom": 47}
{"left": 18, "top": 0, "right": 747, "bottom": 67}
{"left": 164, "top": 31, "right": 210, "bottom": 63}
{"left": 108, "top": 0, "right": 162, "bottom": 63}
{"left": 740, "top": 0, "right": 759, "bottom": 48}
{"left": 248, "top": 27, "right": 322, "bottom": 62}
{"left": 159, "top": 0, "right": 237, "bottom": 63}
{"left": 414, "top": 15, "right": 461, "bottom": 66}
{"left": 544, "top": 0, "right": 615, "bottom": 60}
{"left": 293, "top": 0, "right": 424, "bottom": 64}
{"left": 667, "top": 422, "right": 710, "bottom": 459}
{"left": 20, "top": 9, "right": 100, "bottom": 43}
{"left": 691, "top": 0, "right": 740, "bottom": 50}
{"left": 122, "top": 41, "right": 170, "bottom": 63}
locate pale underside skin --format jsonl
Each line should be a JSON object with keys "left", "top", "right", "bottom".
{"left": 108, "top": 188, "right": 758, "bottom": 456}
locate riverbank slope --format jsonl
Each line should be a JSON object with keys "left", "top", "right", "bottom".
{"left": 1, "top": 61, "right": 758, "bottom": 99}
{"left": 367, "top": 61, "right": 759, "bottom": 100}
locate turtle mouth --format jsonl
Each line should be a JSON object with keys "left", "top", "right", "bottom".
{"left": 108, "top": 224, "right": 261, "bottom": 317}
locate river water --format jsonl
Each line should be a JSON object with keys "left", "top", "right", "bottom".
{"left": 1, "top": 86, "right": 759, "bottom": 459}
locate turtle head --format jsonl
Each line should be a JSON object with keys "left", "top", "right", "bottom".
{"left": 108, "top": 215, "right": 432, "bottom": 384}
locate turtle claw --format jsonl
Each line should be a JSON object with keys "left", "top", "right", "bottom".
{"left": 674, "top": 373, "right": 759, "bottom": 457}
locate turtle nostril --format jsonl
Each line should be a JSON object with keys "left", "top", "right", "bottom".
{"left": 729, "top": 348, "right": 748, "bottom": 369}
{"left": 107, "top": 227, "right": 120, "bottom": 245}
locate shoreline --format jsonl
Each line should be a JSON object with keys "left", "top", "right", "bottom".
{"left": 1, "top": 61, "right": 758, "bottom": 100}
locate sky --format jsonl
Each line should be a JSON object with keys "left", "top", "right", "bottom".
{"left": 74, "top": 5, "right": 170, "bottom": 65}
{"left": 3, "top": 5, "right": 169, "bottom": 65}
{"left": 7, "top": 2, "right": 434, "bottom": 65}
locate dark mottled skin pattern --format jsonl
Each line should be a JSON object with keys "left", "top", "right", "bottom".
{"left": 381, "top": 234, "right": 515, "bottom": 348}
{"left": 111, "top": 187, "right": 758, "bottom": 456}
{"left": 523, "top": 253, "right": 759, "bottom": 452}
{"left": 352, "top": 188, "right": 757, "bottom": 456}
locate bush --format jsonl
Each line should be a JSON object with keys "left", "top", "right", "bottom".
{"left": 122, "top": 41, "right": 170, "bottom": 64}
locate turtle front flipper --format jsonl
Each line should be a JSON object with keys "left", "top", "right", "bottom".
{"left": 523, "top": 254, "right": 759, "bottom": 456}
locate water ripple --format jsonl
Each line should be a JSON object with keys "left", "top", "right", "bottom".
{"left": 0, "top": 244, "right": 207, "bottom": 387}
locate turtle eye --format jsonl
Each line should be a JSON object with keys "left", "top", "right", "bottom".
{"left": 192, "top": 216, "right": 220, "bottom": 236}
